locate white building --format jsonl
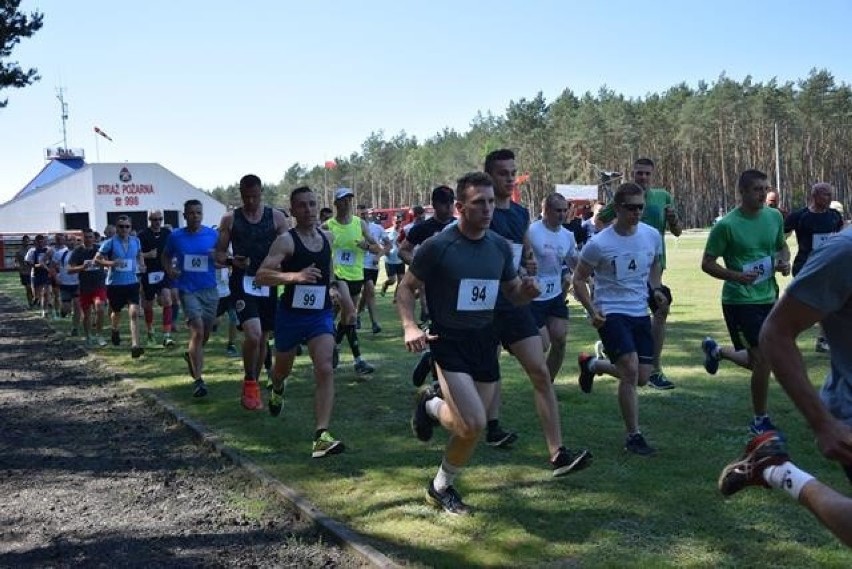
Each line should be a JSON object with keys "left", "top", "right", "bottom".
{"left": 0, "top": 156, "right": 227, "bottom": 233}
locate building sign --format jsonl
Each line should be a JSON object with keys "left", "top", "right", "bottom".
{"left": 96, "top": 167, "right": 157, "bottom": 208}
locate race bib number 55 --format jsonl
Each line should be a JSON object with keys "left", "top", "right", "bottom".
{"left": 456, "top": 279, "right": 498, "bottom": 311}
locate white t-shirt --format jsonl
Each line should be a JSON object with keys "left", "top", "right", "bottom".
{"left": 527, "top": 220, "right": 576, "bottom": 302}
{"left": 579, "top": 222, "right": 661, "bottom": 317}
{"left": 217, "top": 267, "right": 231, "bottom": 298}
{"left": 363, "top": 222, "right": 386, "bottom": 270}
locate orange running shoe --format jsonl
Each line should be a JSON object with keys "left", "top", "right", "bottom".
{"left": 241, "top": 379, "right": 263, "bottom": 410}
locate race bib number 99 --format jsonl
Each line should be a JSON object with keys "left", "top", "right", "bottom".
{"left": 456, "top": 279, "right": 498, "bottom": 311}
{"left": 292, "top": 284, "right": 326, "bottom": 310}
{"left": 242, "top": 275, "right": 270, "bottom": 297}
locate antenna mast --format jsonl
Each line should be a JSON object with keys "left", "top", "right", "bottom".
{"left": 57, "top": 87, "right": 69, "bottom": 149}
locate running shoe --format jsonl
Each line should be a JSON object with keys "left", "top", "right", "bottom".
{"left": 411, "top": 351, "right": 433, "bottom": 387}
{"left": 268, "top": 387, "right": 284, "bottom": 417}
{"left": 192, "top": 378, "right": 208, "bottom": 398}
{"left": 427, "top": 482, "right": 470, "bottom": 516}
{"left": 131, "top": 346, "right": 145, "bottom": 359}
{"left": 372, "top": 322, "right": 382, "bottom": 334}
{"left": 486, "top": 425, "right": 518, "bottom": 448}
{"left": 354, "top": 359, "right": 375, "bottom": 376}
{"left": 718, "top": 431, "right": 789, "bottom": 497}
{"left": 749, "top": 416, "right": 779, "bottom": 436}
{"left": 411, "top": 385, "right": 440, "bottom": 442}
{"left": 577, "top": 353, "right": 596, "bottom": 393}
{"left": 702, "top": 336, "right": 720, "bottom": 375}
{"left": 311, "top": 431, "right": 345, "bottom": 458}
{"left": 647, "top": 370, "right": 675, "bottom": 390}
{"left": 624, "top": 433, "right": 656, "bottom": 456}
{"left": 111, "top": 329, "right": 121, "bottom": 346}
{"left": 225, "top": 343, "right": 239, "bottom": 357}
{"left": 97, "top": 336, "right": 108, "bottom": 348}
{"left": 162, "top": 336, "right": 176, "bottom": 349}
{"left": 551, "top": 447, "right": 593, "bottom": 477}
{"left": 241, "top": 379, "right": 263, "bottom": 411}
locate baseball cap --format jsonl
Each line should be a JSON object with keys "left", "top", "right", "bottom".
{"left": 431, "top": 185, "right": 454, "bottom": 204}
{"left": 334, "top": 187, "right": 354, "bottom": 201}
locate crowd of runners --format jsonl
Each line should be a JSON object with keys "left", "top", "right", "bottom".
{"left": 10, "top": 149, "right": 852, "bottom": 544}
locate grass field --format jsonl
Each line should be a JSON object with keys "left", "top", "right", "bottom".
{"left": 4, "top": 231, "right": 851, "bottom": 568}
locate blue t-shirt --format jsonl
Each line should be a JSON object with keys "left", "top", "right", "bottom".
{"left": 99, "top": 236, "right": 142, "bottom": 286}
{"left": 164, "top": 226, "right": 218, "bottom": 292}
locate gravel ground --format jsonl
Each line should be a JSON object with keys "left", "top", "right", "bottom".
{"left": 0, "top": 293, "right": 367, "bottom": 568}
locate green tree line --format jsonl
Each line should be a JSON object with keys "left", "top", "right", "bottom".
{"left": 207, "top": 69, "right": 852, "bottom": 228}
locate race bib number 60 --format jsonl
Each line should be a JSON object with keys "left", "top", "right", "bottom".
{"left": 456, "top": 279, "right": 498, "bottom": 311}
{"left": 183, "top": 254, "right": 209, "bottom": 272}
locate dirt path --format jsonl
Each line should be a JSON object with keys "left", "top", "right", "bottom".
{"left": 0, "top": 293, "right": 366, "bottom": 568}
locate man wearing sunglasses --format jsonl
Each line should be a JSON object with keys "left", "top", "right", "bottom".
{"left": 700, "top": 169, "right": 790, "bottom": 436}
{"left": 94, "top": 215, "right": 146, "bottom": 358}
{"left": 573, "top": 183, "right": 667, "bottom": 456}
{"left": 596, "top": 158, "right": 681, "bottom": 391}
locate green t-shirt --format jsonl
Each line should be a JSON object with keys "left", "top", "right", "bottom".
{"left": 704, "top": 207, "right": 786, "bottom": 304}
{"left": 598, "top": 188, "right": 673, "bottom": 268}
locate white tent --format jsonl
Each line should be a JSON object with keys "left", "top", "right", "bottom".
{"left": 554, "top": 184, "right": 599, "bottom": 201}
{"left": 0, "top": 161, "right": 226, "bottom": 233}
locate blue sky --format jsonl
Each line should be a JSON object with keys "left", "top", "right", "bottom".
{"left": 1, "top": 0, "right": 850, "bottom": 203}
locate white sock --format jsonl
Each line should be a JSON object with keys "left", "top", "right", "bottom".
{"left": 425, "top": 397, "right": 444, "bottom": 420}
{"left": 433, "top": 459, "right": 460, "bottom": 493}
{"left": 763, "top": 461, "right": 815, "bottom": 500}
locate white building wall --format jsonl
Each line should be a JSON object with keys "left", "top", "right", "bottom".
{"left": 0, "top": 163, "right": 226, "bottom": 233}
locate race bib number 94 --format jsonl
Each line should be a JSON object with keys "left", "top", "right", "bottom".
{"left": 456, "top": 279, "right": 498, "bottom": 311}
{"left": 292, "top": 284, "right": 326, "bottom": 310}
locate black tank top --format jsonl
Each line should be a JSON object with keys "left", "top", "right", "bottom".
{"left": 231, "top": 206, "right": 276, "bottom": 276}
{"left": 280, "top": 229, "right": 332, "bottom": 312}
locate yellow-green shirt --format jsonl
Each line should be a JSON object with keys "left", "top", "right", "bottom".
{"left": 327, "top": 217, "right": 364, "bottom": 281}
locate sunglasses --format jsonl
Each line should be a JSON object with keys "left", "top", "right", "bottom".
{"left": 619, "top": 203, "right": 645, "bottom": 212}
